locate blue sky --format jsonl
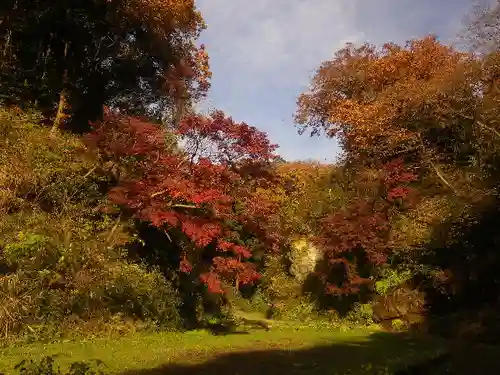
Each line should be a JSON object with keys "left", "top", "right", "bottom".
{"left": 195, "top": 0, "right": 475, "bottom": 163}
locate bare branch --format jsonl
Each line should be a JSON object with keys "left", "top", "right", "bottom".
{"left": 171, "top": 204, "right": 198, "bottom": 209}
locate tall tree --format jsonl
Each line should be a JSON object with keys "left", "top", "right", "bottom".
{"left": 0, "top": 0, "right": 210, "bottom": 132}
{"left": 296, "top": 33, "right": 500, "bottom": 332}
{"left": 295, "top": 36, "right": 499, "bottom": 197}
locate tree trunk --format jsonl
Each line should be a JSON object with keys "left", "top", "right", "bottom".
{"left": 3, "top": 30, "right": 11, "bottom": 58}
{"left": 51, "top": 41, "right": 69, "bottom": 134}
{"left": 2, "top": 0, "right": 18, "bottom": 58}
{"left": 235, "top": 254, "right": 241, "bottom": 290}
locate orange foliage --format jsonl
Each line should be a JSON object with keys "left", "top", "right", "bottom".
{"left": 119, "top": 0, "right": 205, "bottom": 36}
{"left": 296, "top": 35, "right": 479, "bottom": 163}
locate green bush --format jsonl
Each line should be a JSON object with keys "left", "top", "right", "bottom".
{"left": 102, "top": 262, "right": 182, "bottom": 330}
{"left": 0, "top": 109, "right": 182, "bottom": 342}
{"left": 256, "top": 255, "right": 321, "bottom": 322}
{"left": 375, "top": 268, "right": 413, "bottom": 296}
{"left": 346, "top": 303, "right": 374, "bottom": 326}
{"left": 0, "top": 230, "right": 182, "bottom": 342}
{"left": 224, "top": 286, "right": 270, "bottom": 315}
{"left": 14, "top": 356, "right": 106, "bottom": 375}
{"left": 391, "top": 318, "right": 406, "bottom": 331}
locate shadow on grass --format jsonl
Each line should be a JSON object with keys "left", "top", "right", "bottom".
{"left": 119, "top": 331, "right": 490, "bottom": 375}
{"left": 205, "top": 330, "right": 250, "bottom": 336}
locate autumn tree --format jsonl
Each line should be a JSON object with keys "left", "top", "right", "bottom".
{"left": 297, "top": 36, "right": 500, "bottom": 198}
{"left": 269, "top": 162, "right": 345, "bottom": 237}
{"left": 85, "top": 110, "right": 280, "bottom": 294}
{"left": 311, "top": 159, "right": 418, "bottom": 296}
{"left": 295, "top": 37, "right": 470, "bottom": 296}
{"left": 0, "top": 0, "right": 210, "bottom": 132}
{"left": 296, "top": 31, "right": 500, "bottom": 334}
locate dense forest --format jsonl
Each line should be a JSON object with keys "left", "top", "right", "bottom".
{"left": 1, "top": 0, "right": 500, "bottom": 353}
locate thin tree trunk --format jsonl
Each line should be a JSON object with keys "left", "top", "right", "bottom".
{"left": 51, "top": 41, "right": 69, "bottom": 134}
{"left": 2, "top": 0, "right": 17, "bottom": 58}
{"left": 235, "top": 254, "right": 241, "bottom": 290}
{"left": 3, "top": 30, "right": 11, "bottom": 58}
{"left": 41, "top": 35, "right": 53, "bottom": 81}
{"left": 428, "top": 160, "right": 459, "bottom": 195}
{"left": 174, "top": 92, "right": 190, "bottom": 127}
{"left": 417, "top": 133, "right": 460, "bottom": 195}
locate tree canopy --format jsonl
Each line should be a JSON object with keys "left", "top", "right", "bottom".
{"left": 0, "top": 0, "right": 210, "bottom": 131}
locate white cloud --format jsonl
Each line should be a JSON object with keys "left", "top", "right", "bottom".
{"left": 197, "top": 0, "right": 364, "bottom": 89}
{"left": 194, "top": 0, "right": 363, "bottom": 162}
{"left": 194, "top": 0, "right": 473, "bottom": 162}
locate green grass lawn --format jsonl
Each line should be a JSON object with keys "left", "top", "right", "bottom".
{"left": 0, "top": 327, "right": 451, "bottom": 375}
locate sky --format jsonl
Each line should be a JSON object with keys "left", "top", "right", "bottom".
{"left": 195, "top": 0, "right": 476, "bottom": 163}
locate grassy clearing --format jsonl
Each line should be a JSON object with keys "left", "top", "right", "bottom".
{"left": 0, "top": 326, "right": 449, "bottom": 375}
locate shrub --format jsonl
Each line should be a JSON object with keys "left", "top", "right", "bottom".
{"left": 14, "top": 356, "right": 106, "bottom": 375}
{"left": 0, "top": 110, "right": 182, "bottom": 342}
{"left": 346, "top": 303, "right": 374, "bottom": 326}
{"left": 257, "top": 255, "right": 320, "bottom": 322}
{"left": 375, "top": 268, "right": 413, "bottom": 296}
{"left": 391, "top": 319, "right": 406, "bottom": 331}
{"left": 0, "top": 230, "right": 182, "bottom": 342}
{"left": 102, "top": 262, "right": 182, "bottom": 330}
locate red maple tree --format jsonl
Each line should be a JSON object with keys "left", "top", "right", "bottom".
{"left": 315, "top": 159, "right": 418, "bottom": 295}
{"left": 85, "top": 109, "right": 280, "bottom": 293}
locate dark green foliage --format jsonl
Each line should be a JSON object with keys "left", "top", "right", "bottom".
{"left": 14, "top": 356, "right": 106, "bottom": 375}
{"left": 421, "top": 199, "right": 500, "bottom": 342}
{"left": 0, "top": 0, "right": 206, "bottom": 130}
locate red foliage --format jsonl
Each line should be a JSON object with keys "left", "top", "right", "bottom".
{"left": 85, "top": 111, "right": 281, "bottom": 293}
{"left": 382, "top": 159, "right": 418, "bottom": 202}
{"left": 178, "top": 110, "right": 278, "bottom": 164}
{"left": 316, "top": 159, "right": 418, "bottom": 295}
{"left": 180, "top": 258, "right": 193, "bottom": 274}
{"left": 317, "top": 198, "right": 391, "bottom": 295}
